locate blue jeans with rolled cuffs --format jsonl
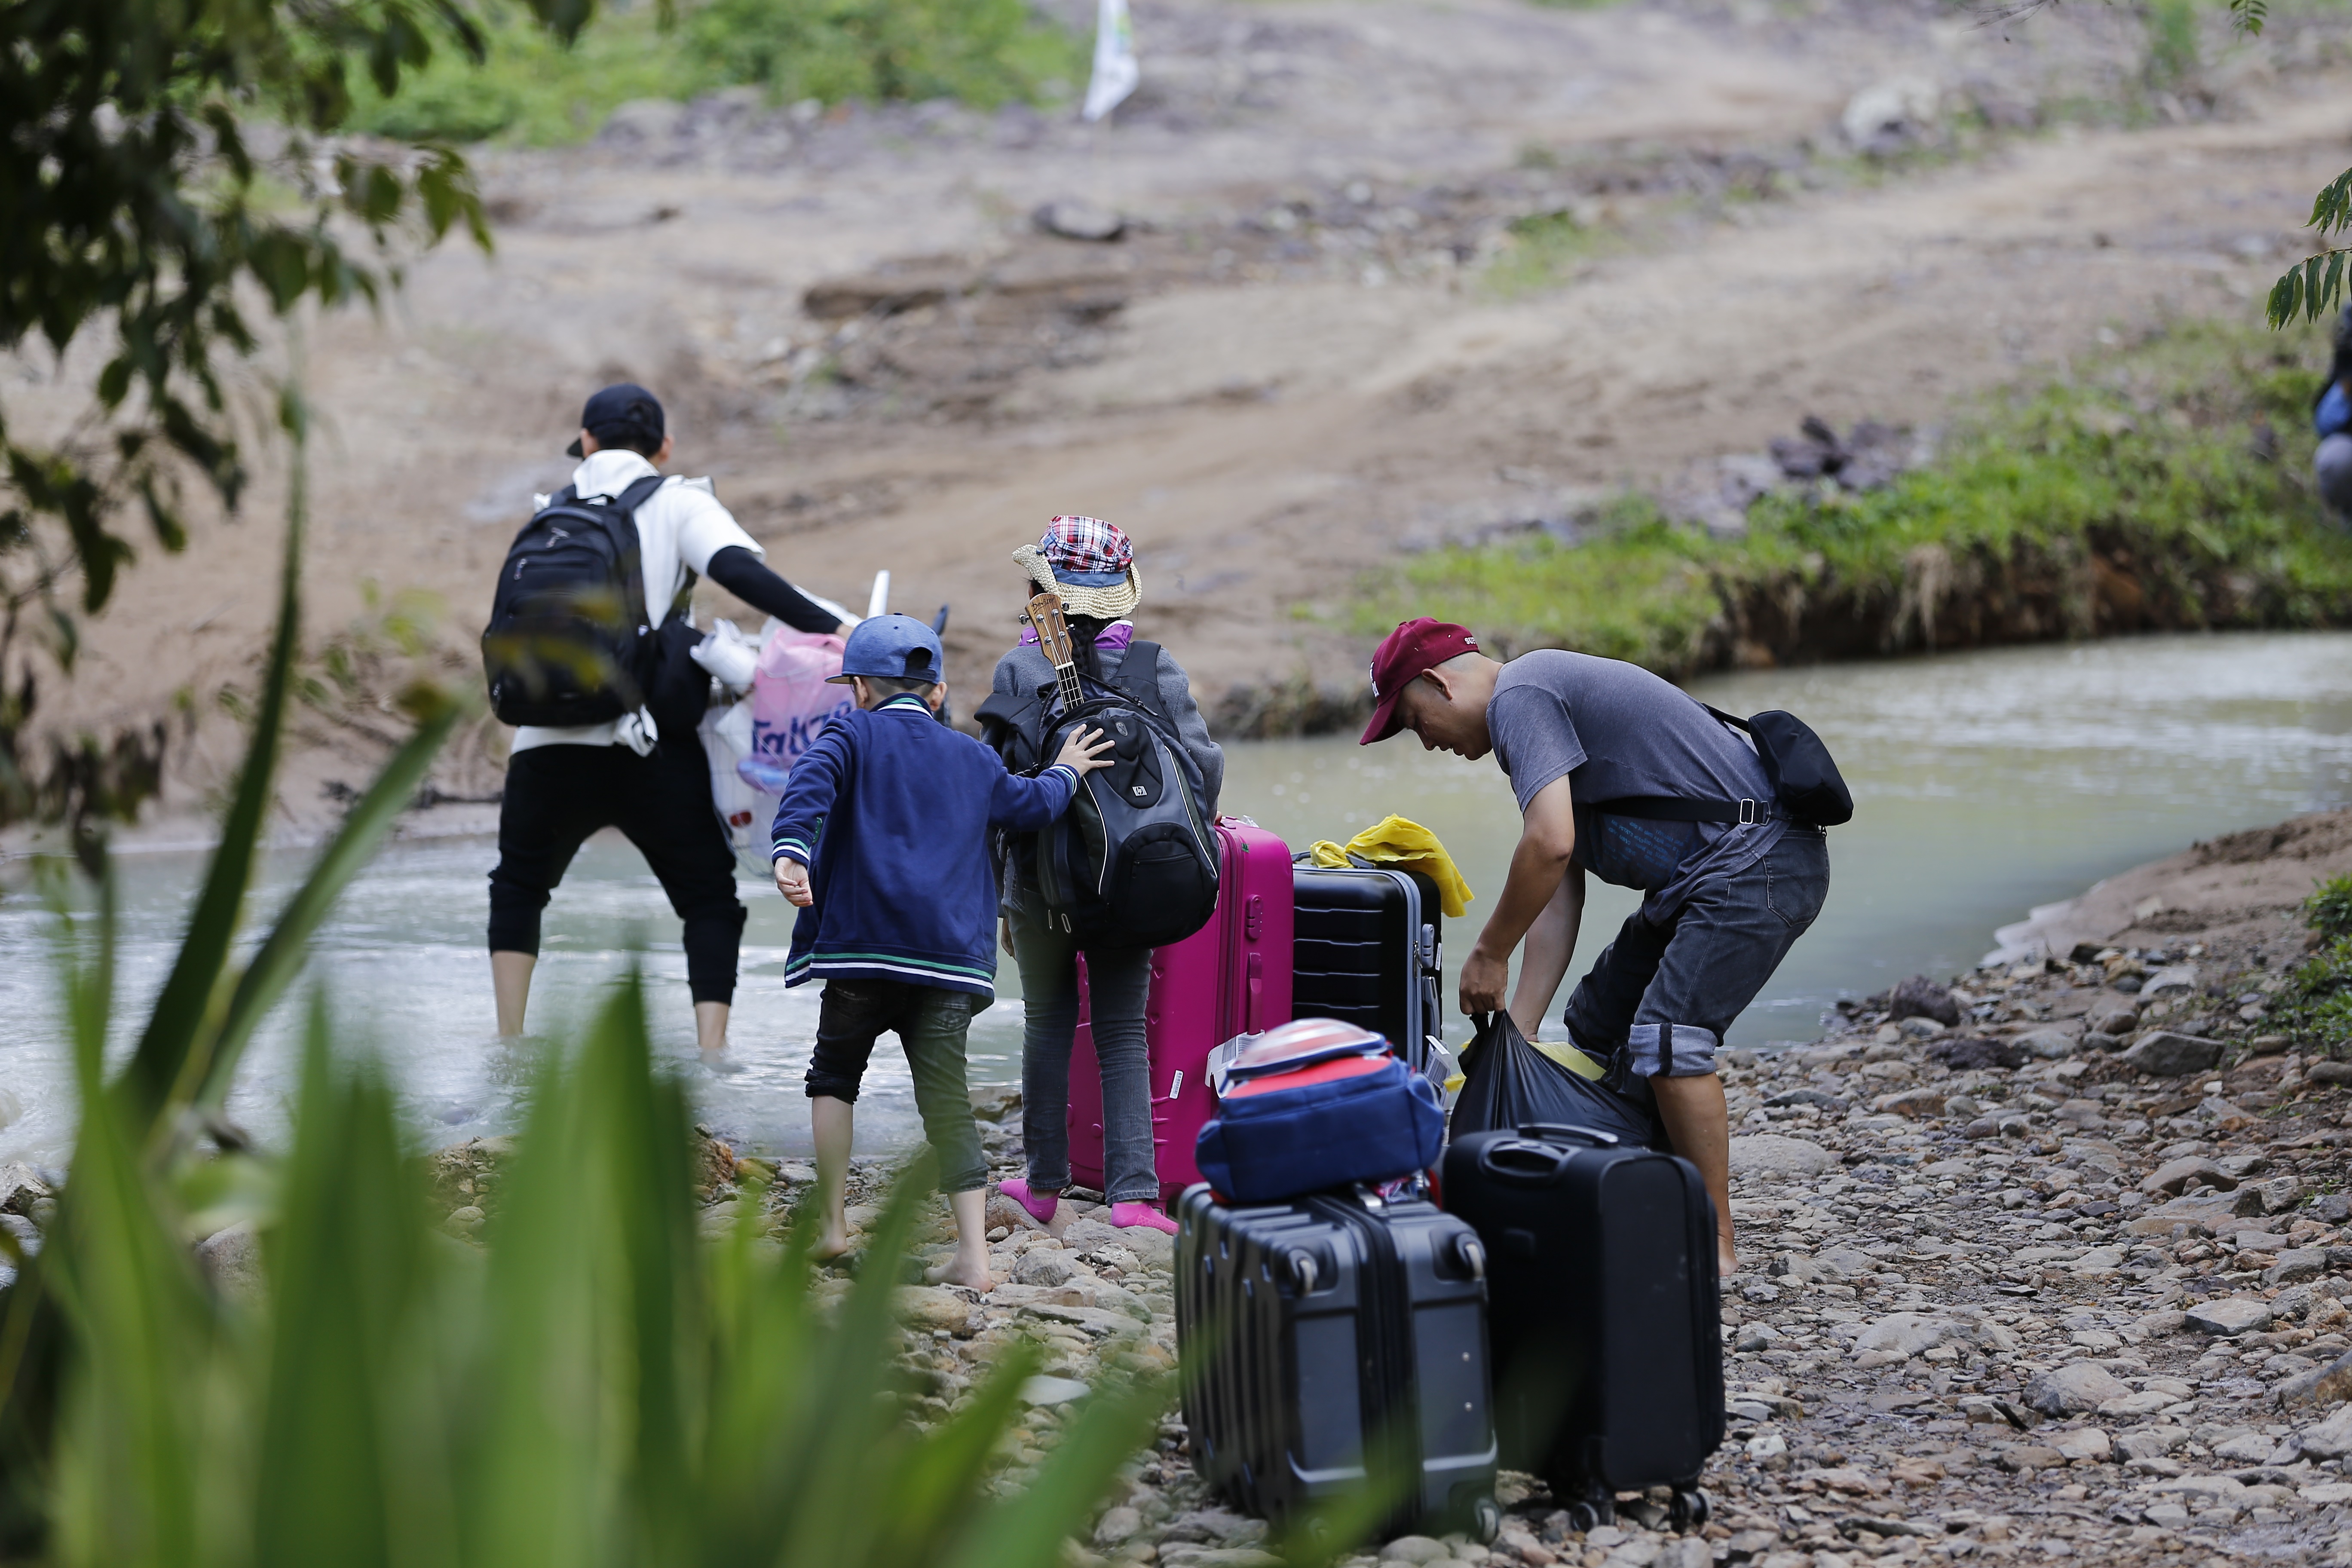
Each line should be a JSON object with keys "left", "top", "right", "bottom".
{"left": 1563, "top": 826, "right": 1831, "bottom": 1094}
{"left": 1008, "top": 900, "right": 1160, "bottom": 1204}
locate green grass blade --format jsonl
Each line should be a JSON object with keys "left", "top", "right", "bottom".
{"left": 252, "top": 998, "right": 445, "bottom": 1568}
{"left": 46, "top": 888, "right": 217, "bottom": 1568}
{"left": 116, "top": 404, "right": 309, "bottom": 1134}
{"left": 187, "top": 688, "right": 472, "bottom": 1119}
{"left": 938, "top": 1358, "right": 1172, "bottom": 1568}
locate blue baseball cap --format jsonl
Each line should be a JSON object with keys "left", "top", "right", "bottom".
{"left": 829, "top": 613, "right": 943, "bottom": 685}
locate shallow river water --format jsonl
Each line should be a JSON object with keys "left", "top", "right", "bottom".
{"left": 6, "top": 630, "right": 2352, "bottom": 1165}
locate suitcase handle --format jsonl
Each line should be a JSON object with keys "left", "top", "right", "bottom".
{"left": 1478, "top": 1140, "right": 1575, "bottom": 1183}
{"left": 1516, "top": 1122, "right": 1620, "bottom": 1146}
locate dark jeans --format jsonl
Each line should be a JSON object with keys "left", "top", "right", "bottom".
{"left": 487, "top": 741, "right": 746, "bottom": 1005}
{"left": 1563, "top": 827, "right": 1831, "bottom": 1082}
{"left": 807, "top": 979, "right": 987, "bottom": 1195}
{"left": 1008, "top": 902, "right": 1159, "bottom": 1204}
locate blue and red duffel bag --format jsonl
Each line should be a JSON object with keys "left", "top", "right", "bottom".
{"left": 1194, "top": 1018, "right": 1445, "bottom": 1204}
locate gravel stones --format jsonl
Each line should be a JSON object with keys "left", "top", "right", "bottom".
{"left": 2026, "top": 1360, "right": 2132, "bottom": 1415}
{"left": 1014, "top": 1248, "right": 1081, "bottom": 1287}
{"left": 2267, "top": 1249, "right": 2328, "bottom": 1285}
{"left": 195, "top": 1222, "right": 263, "bottom": 1303}
{"left": 2014, "top": 1028, "right": 2080, "bottom": 1060}
{"left": 1888, "top": 974, "right": 1962, "bottom": 1026}
{"left": 2048, "top": 1426, "right": 2112, "bottom": 1461}
{"left": 2086, "top": 997, "right": 2141, "bottom": 1035}
{"left": 2124, "top": 1190, "right": 2243, "bottom": 1235}
{"left": 2299, "top": 1403, "right": 2352, "bottom": 1459}
{"left": 1032, "top": 199, "right": 1127, "bottom": 242}
{"left": 2184, "top": 1297, "right": 2273, "bottom": 1336}
{"left": 2275, "top": 1348, "right": 2352, "bottom": 1409}
{"left": 1728, "top": 1133, "right": 1837, "bottom": 1178}
{"left": 2138, "top": 1157, "right": 2229, "bottom": 1196}
{"left": 2122, "top": 1031, "right": 2225, "bottom": 1077}
{"left": 1929, "top": 1035, "right": 2026, "bottom": 1070}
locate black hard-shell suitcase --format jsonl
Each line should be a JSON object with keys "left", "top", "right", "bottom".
{"left": 1438, "top": 1126, "right": 1724, "bottom": 1530}
{"left": 1291, "top": 865, "right": 1444, "bottom": 1078}
{"left": 1175, "top": 1183, "right": 1501, "bottom": 1542}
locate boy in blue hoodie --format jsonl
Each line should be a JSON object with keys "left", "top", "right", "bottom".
{"left": 771, "top": 614, "right": 1110, "bottom": 1287}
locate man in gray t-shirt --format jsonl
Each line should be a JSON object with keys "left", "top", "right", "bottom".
{"left": 1360, "top": 619, "right": 1832, "bottom": 1274}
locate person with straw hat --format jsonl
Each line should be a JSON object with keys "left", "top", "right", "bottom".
{"left": 986, "top": 515, "right": 1223, "bottom": 1235}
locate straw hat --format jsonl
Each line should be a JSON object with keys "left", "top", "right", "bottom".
{"left": 1013, "top": 514, "right": 1143, "bottom": 621}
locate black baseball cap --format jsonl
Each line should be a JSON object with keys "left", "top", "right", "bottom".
{"left": 566, "top": 382, "right": 665, "bottom": 458}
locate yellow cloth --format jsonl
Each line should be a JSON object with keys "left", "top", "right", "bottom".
{"left": 1303, "top": 815, "right": 1473, "bottom": 919}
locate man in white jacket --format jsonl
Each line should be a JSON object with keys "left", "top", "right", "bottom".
{"left": 488, "top": 383, "right": 848, "bottom": 1049}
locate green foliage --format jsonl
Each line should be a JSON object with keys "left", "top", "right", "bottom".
{"left": 0, "top": 0, "right": 586, "bottom": 837}
{"left": 35, "top": 961, "right": 1164, "bottom": 1568}
{"left": 2271, "top": 882, "right": 2352, "bottom": 1054}
{"left": 0, "top": 447, "right": 1158, "bottom": 1563}
{"left": 1349, "top": 318, "right": 2352, "bottom": 672}
{"left": 686, "top": 0, "right": 1082, "bottom": 112}
{"left": 346, "top": 0, "right": 1087, "bottom": 144}
{"left": 0, "top": 425, "right": 472, "bottom": 1552}
{"left": 2142, "top": 0, "right": 2203, "bottom": 89}
{"left": 346, "top": 3, "right": 713, "bottom": 145}
{"left": 1478, "top": 209, "right": 1623, "bottom": 300}
{"left": 2309, "top": 875, "right": 2352, "bottom": 942}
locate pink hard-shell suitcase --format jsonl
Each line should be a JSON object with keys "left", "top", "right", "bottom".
{"left": 1066, "top": 818, "right": 1294, "bottom": 1204}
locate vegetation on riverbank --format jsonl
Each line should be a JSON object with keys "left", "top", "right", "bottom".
{"left": 1349, "top": 318, "right": 2352, "bottom": 676}
{"left": 347, "top": 0, "right": 1082, "bottom": 145}
{"left": 2274, "top": 875, "right": 2352, "bottom": 1058}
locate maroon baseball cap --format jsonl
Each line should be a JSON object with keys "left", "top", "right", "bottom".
{"left": 1360, "top": 618, "right": 1481, "bottom": 744}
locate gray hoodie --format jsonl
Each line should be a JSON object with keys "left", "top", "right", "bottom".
{"left": 990, "top": 638, "right": 1225, "bottom": 810}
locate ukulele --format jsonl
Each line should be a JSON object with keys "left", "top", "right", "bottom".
{"left": 1025, "top": 591, "right": 1087, "bottom": 717}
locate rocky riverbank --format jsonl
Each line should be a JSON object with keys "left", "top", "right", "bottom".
{"left": 289, "top": 809, "right": 2352, "bottom": 1567}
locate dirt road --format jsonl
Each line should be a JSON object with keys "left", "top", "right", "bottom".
{"left": 18, "top": 0, "right": 2352, "bottom": 827}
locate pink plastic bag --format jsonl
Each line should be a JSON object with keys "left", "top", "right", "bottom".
{"left": 738, "top": 630, "right": 854, "bottom": 793}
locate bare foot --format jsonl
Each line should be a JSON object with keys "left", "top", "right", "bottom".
{"left": 1718, "top": 1245, "right": 1740, "bottom": 1280}
{"left": 927, "top": 1254, "right": 995, "bottom": 1291}
{"left": 813, "top": 1228, "right": 852, "bottom": 1262}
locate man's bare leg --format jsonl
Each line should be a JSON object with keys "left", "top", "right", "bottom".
{"left": 695, "top": 1000, "right": 729, "bottom": 1053}
{"left": 492, "top": 950, "right": 536, "bottom": 1038}
{"left": 811, "top": 1094, "right": 856, "bottom": 1260}
{"left": 1651, "top": 1072, "right": 1738, "bottom": 1277}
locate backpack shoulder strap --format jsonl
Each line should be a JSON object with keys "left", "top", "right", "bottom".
{"left": 1701, "top": 702, "right": 1751, "bottom": 734}
{"left": 1110, "top": 640, "right": 1172, "bottom": 720}
{"left": 612, "top": 473, "right": 669, "bottom": 514}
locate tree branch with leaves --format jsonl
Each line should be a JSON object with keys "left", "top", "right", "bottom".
{"left": 0, "top": 0, "right": 605, "bottom": 845}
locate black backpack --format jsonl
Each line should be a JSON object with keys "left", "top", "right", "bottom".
{"left": 976, "top": 641, "right": 1220, "bottom": 949}
{"left": 1587, "top": 706, "right": 1853, "bottom": 829}
{"left": 481, "top": 475, "right": 668, "bottom": 728}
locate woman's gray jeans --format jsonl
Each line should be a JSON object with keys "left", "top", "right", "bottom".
{"left": 1008, "top": 903, "right": 1160, "bottom": 1203}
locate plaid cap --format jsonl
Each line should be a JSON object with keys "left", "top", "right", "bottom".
{"left": 1040, "top": 515, "right": 1134, "bottom": 586}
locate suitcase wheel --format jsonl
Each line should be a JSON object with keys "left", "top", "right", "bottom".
{"left": 1669, "top": 1487, "right": 1711, "bottom": 1533}
{"left": 1469, "top": 1496, "right": 1502, "bottom": 1545}
{"left": 1564, "top": 1499, "right": 1613, "bottom": 1534}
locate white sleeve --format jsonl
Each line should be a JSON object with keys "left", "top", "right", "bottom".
{"left": 669, "top": 476, "right": 762, "bottom": 574}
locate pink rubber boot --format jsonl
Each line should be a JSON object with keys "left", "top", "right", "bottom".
{"left": 997, "top": 1177, "right": 1059, "bottom": 1227}
{"left": 1110, "top": 1200, "right": 1178, "bottom": 1235}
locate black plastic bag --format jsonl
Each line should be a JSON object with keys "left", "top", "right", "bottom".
{"left": 1450, "top": 1013, "right": 1661, "bottom": 1148}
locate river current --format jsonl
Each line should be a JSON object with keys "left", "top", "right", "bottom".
{"left": 5, "top": 630, "right": 2351, "bottom": 1165}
